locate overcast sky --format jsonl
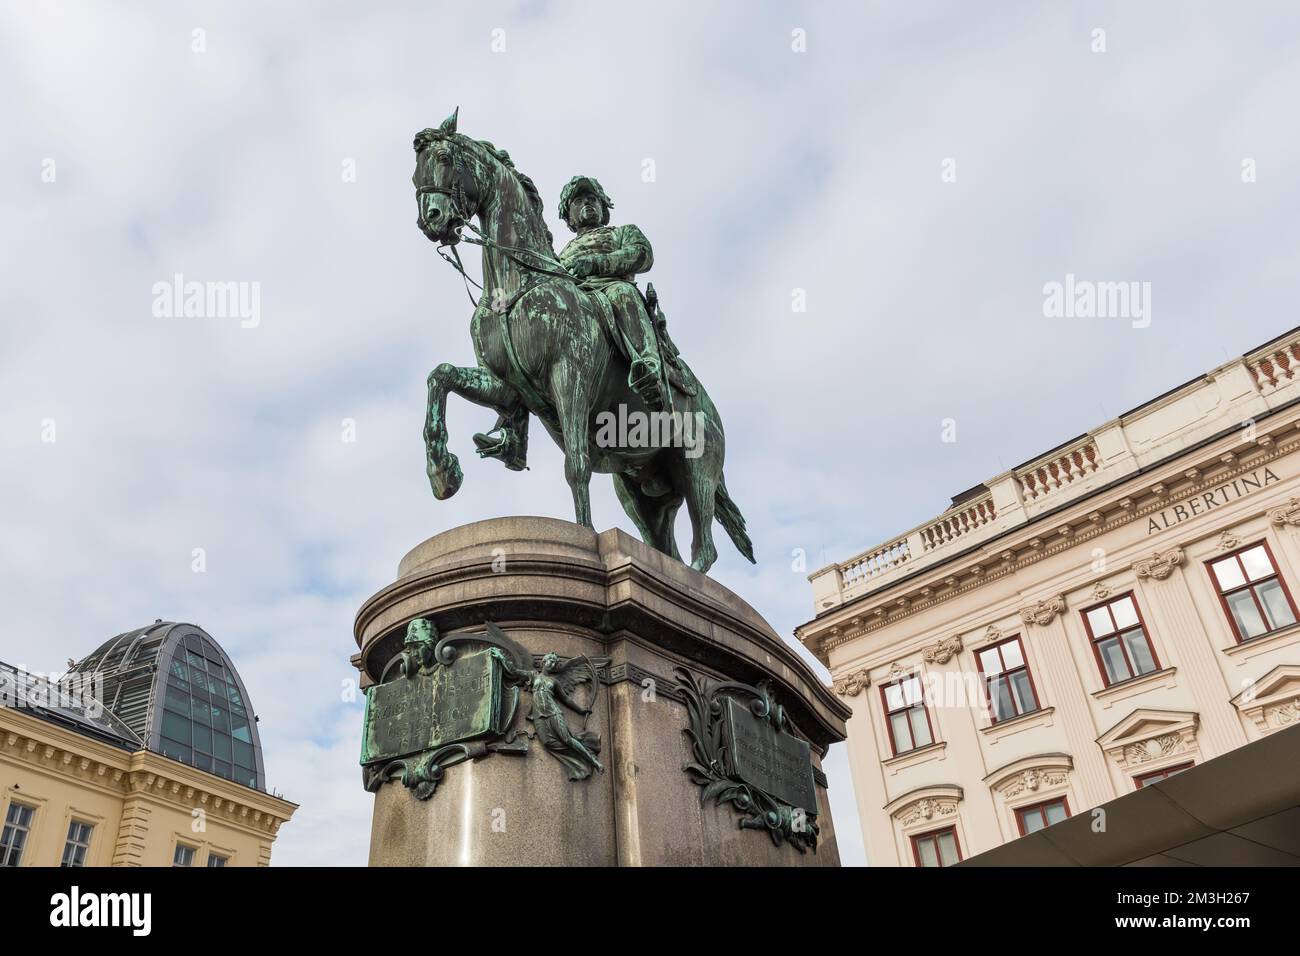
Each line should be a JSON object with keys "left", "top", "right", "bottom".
{"left": 3, "top": 1, "right": 1300, "bottom": 867}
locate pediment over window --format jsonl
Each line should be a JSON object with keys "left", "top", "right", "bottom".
{"left": 1231, "top": 664, "right": 1300, "bottom": 733}
{"left": 884, "top": 784, "right": 963, "bottom": 829}
{"left": 1097, "top": 708, "right": 1199, "bottom": 769}
{"left": 984, "top": 753, "right": 1073, "bottom": 797}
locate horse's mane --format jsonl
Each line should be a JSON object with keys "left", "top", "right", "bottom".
{"left": 415, "top": 128, "right": 553, "bottom": 246}
{"left": 476, "top": 139, "right": 553, "bottom": 246}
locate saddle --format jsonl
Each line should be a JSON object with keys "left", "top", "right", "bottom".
{"left": 588, "top": 282, "right": 698, "bottom": 398}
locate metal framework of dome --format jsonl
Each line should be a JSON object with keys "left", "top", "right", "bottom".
{"left": 69, "top": 622, "right": 266, "bottom": 791}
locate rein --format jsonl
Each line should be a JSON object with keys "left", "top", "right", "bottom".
{"left": 417, "top": 153, "right": 577, "bottom": 423}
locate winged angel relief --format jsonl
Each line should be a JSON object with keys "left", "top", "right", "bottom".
{"left": 489, "top": 644, "right": 604, "bottom": 780}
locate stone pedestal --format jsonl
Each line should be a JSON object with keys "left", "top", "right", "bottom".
{"left": 352, "top": 517, "right": 850, "bottom": 866}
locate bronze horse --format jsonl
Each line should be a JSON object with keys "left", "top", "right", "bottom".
{"left": 413, "top": 110, "right": 752, "bottom": 574}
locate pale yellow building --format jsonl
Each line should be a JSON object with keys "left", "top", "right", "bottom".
{"left": 1, "top": 622, "right": 296, "bottom": 867}
{"left": 797, "top": 328, "right": 1300, "bottom": 866}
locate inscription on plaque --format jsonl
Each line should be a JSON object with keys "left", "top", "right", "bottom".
{"left": 721, "top": 696, "right": 817, "bottom": 811}
{"left": 362, "top": 647, "right": 503, "bottom": 765}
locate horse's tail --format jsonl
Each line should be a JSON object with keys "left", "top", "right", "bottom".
{"left": 714, "top": 476, "right": 755, "bottom": 564}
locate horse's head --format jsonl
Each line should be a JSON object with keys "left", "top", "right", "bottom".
{"left": 412, "top": 108, "right": 482, "bottom": 245}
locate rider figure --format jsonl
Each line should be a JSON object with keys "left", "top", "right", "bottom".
{"left": 557, "top": 176, "right": 666, "bottom": 411}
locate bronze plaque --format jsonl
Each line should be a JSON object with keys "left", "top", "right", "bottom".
{"left": 721, "top": 696, "right": 817, "bottom": 811}
{"left": 361, "top": 648, "right": 502, "bottom": 765}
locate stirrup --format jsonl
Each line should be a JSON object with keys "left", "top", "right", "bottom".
{"left": 473, "top": 429, "right": 528, "bottom": 471}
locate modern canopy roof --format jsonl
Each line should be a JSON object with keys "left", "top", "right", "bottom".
{"left": 68, "top": 621, "right": 266, "bottom": 792}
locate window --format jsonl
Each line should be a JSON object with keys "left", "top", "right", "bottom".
{"left": 1016, "top": 797, "right": 1070, "bottom": 835}
{"left": 60, "top": 821, "right": 94, "bottom": 867}
{"left": 173, "top": 844, "right": 196, "bottom": 867}
{"left": 977, "top": 636, "right": 1039, "bottom": 722}
{"left": 881, "top": 674, "right": 934, "bottom": 755}
{"left": 207, "top": 853, "right": 228, "bottom": 868}
{"left": 159, "top": 635, "right": 259, "bottom": 789}
{"left": 1135, "top": 762, "right": 1194, "bottom": 788}
{"left": 1, "top": 803, "right": 35, "bottom": 867}
{"left": 911, "top": 826, "right": 961, "bottom": 867}
{"left": 1208, "top": 542, "right": 1298, "bottom": 642}
{"left": 1081, "top": 593, "right": 1160, "bottom": 686}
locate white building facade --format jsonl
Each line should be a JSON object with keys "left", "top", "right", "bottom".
{"left": 796, "top": 328, "right": 1300, "bottom": 866}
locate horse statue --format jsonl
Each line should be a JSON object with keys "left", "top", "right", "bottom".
{"left": 412, "top": 109, "right": 753, "bottom": 574}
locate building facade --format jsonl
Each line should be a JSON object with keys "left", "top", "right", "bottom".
{"left": 1, "top": 621, "right": 295, "bottom": 867}
{"left": 796, "top": 328, "right": 1300, "bottom": 866}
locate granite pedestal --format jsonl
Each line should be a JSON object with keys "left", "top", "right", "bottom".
{"left": 352, "top": 517, "right": 849, "bottom": 866}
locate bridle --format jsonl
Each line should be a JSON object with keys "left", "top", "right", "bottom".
{"left": 417, "top": 139, "right": 574, "bottom": 308}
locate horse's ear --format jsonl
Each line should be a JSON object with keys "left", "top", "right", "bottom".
{"left": 440, "top": 107, "right": 459, "bottom": 134}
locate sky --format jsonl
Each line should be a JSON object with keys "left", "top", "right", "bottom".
{"left": 3, "top": 1, "right": 1300, "bottom": 867}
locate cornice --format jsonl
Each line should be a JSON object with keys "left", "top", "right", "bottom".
{"left": 1, "top": 725, "right": 130, "bottom": 797}
{"left": 1, "top": 708, "right": 295, "bottom": 835}
{"left": 805, "top": 426, "right": 1300, "bottom": 656}
{"left": 356, "top": 527, "right": 853, "bottom": 745}
{"left": 127, "top": 754, "right": 293, "bottom": 836}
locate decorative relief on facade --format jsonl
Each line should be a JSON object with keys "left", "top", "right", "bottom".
{"left": 1091, "top": 581, "right": 1111, "bottom": 601}
{"left": 897, "top": 797, "right": 959, "bottom": 827}
{"left": 982, "top": 624, "right": 1004, "bottom": 644}
{"left": 1217, "top": 530, "right": 1242, "bottom": 551}
{"left": 922, "top": 635, "right": 963, "bottom": 665}
{"left": 832, "top": 668, "right": 871, "bottom": 697}
{"left": 1266, "top": 697, "right": 1300, "bottom": 728}
{"left": 1268, "top": 497, "right": 1300, "bottom": 529}
{"left": 1232, "top": 666, "right": 1300, "bottom": 734}
{"left": 1098, "top": 709, "right": 1199, "bottom": 770}
{"left": 1122, "top": 733, "right": 1185, "bottom": 765}
{"left": 1000, "top": 768, "right": 1069, "bottom": 799}
{"left": 1019, "top": 594, "right": 1066, "bottom": 626}
{"left": 1134, "top": 547, "right": 1184, "bottom": 581}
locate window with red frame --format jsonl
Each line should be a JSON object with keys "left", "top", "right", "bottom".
{"left": 1135, "top": 762, "right": 1193, "bottom": 788}
{"left": 1207, "top": 542, "right": 1298, "bottom": 642}
{"left": 881, "top": 674, "right": 933, "bottom": 755}
{"left": 977, "top": 636, "right": 1039, "bottom": 723}
{"left": 912, "top": 826, "right": 961, "bottom": 867}
{"left": 1081, "top": 593, "right": 1160, "bottom": 686}
{"left": 1015, "top": 797, "right": 1069, "bottom": 835}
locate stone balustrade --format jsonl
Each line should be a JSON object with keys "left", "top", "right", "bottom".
{"left": 841, "top": 536, "right": 911, "bottom": 588}
{"left": 1016, "top": 439, "right": 1100, "bottom": 505}
{"left": 808, "top": 331, "right": 1300, "bottom": 613}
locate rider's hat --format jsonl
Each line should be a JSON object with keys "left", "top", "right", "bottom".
{"left": 559, "top": 175, "right": 614, "bottom": 230}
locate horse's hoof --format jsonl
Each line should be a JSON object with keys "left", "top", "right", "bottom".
{"left": 428, "top": 455, "right": 463, "bottom": 500}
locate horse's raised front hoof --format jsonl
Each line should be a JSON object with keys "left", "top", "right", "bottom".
{"left": 428, "top": 454, "right": 463, "bottom": 500}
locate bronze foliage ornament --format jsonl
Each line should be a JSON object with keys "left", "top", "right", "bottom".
{"left": 673, "top": 667, "right": 820, "bottom": 853}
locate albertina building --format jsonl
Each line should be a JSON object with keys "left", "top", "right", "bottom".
{"left": 796, "top": 328, "right": 1300, "bottom": 866}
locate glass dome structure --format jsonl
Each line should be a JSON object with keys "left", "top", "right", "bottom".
{"left": 69, "top": 622, "right": 265, "bottom": 791}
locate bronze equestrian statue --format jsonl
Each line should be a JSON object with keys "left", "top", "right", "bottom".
{"left": 413, "top": 109, "right": 753, "bottom": 574}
